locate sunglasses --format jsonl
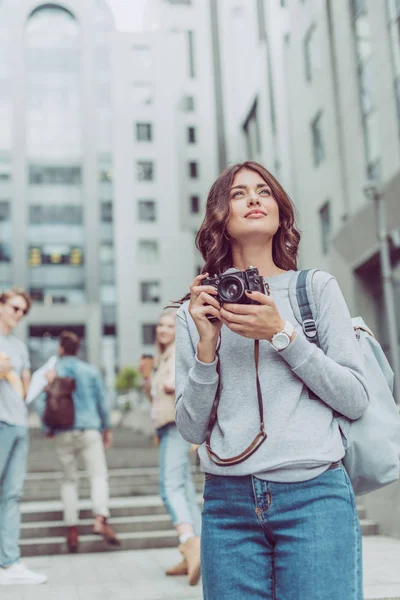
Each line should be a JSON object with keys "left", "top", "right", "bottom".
{"left": 7, "top": 303, "right": 28, "bottom": 316}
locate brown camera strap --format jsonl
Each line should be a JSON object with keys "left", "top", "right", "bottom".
{"left": 205, "top": 338, "right": 267, "bottom": 467}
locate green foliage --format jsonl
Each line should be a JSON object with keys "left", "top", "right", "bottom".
{"left": 115, "top": 366, "right": 140, "bottom": 394}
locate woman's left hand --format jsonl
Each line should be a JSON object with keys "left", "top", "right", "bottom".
{"left": 220, "top": 291, "right": 285, "bottom": 341}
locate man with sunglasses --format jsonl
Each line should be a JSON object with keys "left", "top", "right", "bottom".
{"left": 0, "top": 288, "right": 47, "bottom": 585}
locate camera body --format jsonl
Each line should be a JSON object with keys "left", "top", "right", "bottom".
{"left": 201, "top": 266, "right": 265, "bottom": 320}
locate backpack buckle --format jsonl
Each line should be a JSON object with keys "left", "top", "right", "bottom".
{"left": 303, "top": 319, "right": 317, "bottom": 339}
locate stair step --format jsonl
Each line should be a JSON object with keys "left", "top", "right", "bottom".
{"left": 21, "top": 494, "right": 204, "bottom": 522}
{"left": 20, "top": 514, "right": 173, "bottom": 538}
{"left": 20, "top": 529, "right": 178, "bottom": 556}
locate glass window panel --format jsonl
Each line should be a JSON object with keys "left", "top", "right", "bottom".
{"left": 138, "top": 240, "right": 159, "bottom": 264}
{"left": 142, "top": 324, "right": 157, "bottom": 345}
{"left": 311, "top": 112, "right": 325, "bottom": 166}
{"left": 188, "top": 127, "right": 196, "bottom": 144}
{"left": 29, "top": 165, "right": 81, "bottom": 185}
{"left": 190, "top": 196, "right": 200, "bottom": 214}
{"left": 132, "top": 83, "right": 153, "bottom": 107}
{"left": 136, "top": 123, "right": 153, "bottom": 142}
{"left": 189, "top": 161, "right": 198, "bottom": 178}
{"left": 138, "top": 200, "right": 156, "bottom": 222}
{"left": 137, "top": 161, "right": 154, "bottom": 181}
{"left": 101, "top": 201, "right": 113, "bottom": 223}
{"left": 319, "top": 201, "right": 331, "bottom": 255}
{"left": 140, "top": 281, "right": 161, "bottom": 303}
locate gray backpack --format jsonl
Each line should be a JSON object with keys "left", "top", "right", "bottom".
{"left": 289, "top": 269, "right": 400, "bottom": 496}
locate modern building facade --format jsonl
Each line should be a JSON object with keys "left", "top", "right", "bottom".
{"left": 0, "top": 0, "right": 219, "bottom": 384}
{"left": 113, "top": 0, "right": 219, "bottom": 367}
{"left": 212, "top": 0, "right": 400, "bottom": 371}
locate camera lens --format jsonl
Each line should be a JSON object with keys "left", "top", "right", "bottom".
{"left": 219, "top": 276, "right": 245, "bottom": 303}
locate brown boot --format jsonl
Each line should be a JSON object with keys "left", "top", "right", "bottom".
{"left": 66, "top": 526, "right": 79, "bottom": 553}
{"left": 165, "top": 558, "right": 188, "bottom": 576}
{"left": 179, "top": 536, "right": 201, "bottom": 586}
{"left": 92, "top": 515, "right": 121, "bottom": 546}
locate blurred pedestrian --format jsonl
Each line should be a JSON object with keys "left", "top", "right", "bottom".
{"left": 175, "top": 161, "right": 368, "bottom": 599}
{"left": 35, "top": 331, "right": 120, "bottom": 553}
{"left": 140, "top": 311, "right": 201, "bottom": 586}
{"left": 0, "top": 288, "right": 47, "bottom": 585}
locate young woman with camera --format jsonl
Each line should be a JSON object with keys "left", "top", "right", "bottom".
{"left": 141, "top": 311, "right": 202, "bottom": 586}
{"left": 175, "top": 162, "right": 369, "bottom": 599}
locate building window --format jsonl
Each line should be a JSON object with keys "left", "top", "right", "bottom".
{"left": 189, "top": 161, "right": 198, "bottom": 178}
{"left": 28, "top": 246, "right": 84, "bottom": 267}
{"left": 304, "top": 24, "right": 317, "bottom": 82}
{"left": 190, "top": 195, "right": 200, "bottom": 214}
{"left": 138, "top": 200, "right": 156, "bottom": 222}
{"left": 101, "top": 201, "right": 113, "bottom": 223}
{"left": 351, "top": 0, "right": 378, "bottom": 176}
{"left": 137, "top": 161, "right": 154, "bottom": 181}
{"left": 187, "top": 127, "right": 196, "bottom": 144}
{"left": 29, "top": 165, "right": 81, "bottom": 185}
{"left": 243, "top": 99, "right": 261, "bottom": 159}
{"left": 319, "top": 201, "right": 331, "bottom": 255}
{"left": 187, "top": 31, "right": 195, "bottom": 78}
{"left": 136, "top": 123, "right": 152, "bottom": 142}
{"left": 141, "top": 281, "right": 161, "bottom": 303}
{"left": 183, "top": 95, "right": 195, "bottom": 111}
{"left": 132, "top": 83, "right": 153, "bottom": 107}
{"left": 142, "top": 323, "right": 157, "bottom": 345}
{"left": 99, "top": 168, "right": 112, "bottom": 182}
{"left": 138, "top": 240, "right": 159, "bottom": 264}
{"left": 311, "top": 112, "right": 325, "bottom": 166}
{"left": 0, "top": 162, "right": 11, "bottom": 181}
{"left": 29, "top": 205, "right": 83, "bottom": 225}
{"left": 132, "top": 45, "right": 152, "bottom": 69}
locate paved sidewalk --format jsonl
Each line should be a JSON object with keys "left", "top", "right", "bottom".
{"left": 1, "top": 536, "right": 400, "bottom": 599}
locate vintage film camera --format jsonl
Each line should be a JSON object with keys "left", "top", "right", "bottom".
{"left": 201, "top": 266, "right": 266, "bottom": 321}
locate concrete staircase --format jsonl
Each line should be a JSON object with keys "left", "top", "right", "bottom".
{"left": 21, "top": 428, "right": 379, "bottom": 557}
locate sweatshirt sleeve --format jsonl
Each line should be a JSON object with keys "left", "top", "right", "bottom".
{"left": 278, "top": 276, "right": 370, "bottom": 420}
{"left": 174, "top": 310, "right": 220, "bottom": 444}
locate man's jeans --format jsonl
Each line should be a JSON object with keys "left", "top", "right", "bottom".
{"left": 202, "top": 463, "right": 363, "bottom": 600}
{"left": 55, "top": 430, "right": 109, "bottom": 525}
{"left": 0, "top": 422, "right": 28, "bottom": 568}
{"left": 158, "top": 423, "right": 201, "bottom": 535}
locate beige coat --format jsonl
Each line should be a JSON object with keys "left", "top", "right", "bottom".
{"left": 150, "top": 343, "right": 176, "bottom": 430}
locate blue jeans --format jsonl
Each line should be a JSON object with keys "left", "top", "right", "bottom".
{"left": 158, "top": 423, "right": 201, "bottom": 535}
{"left": 0, "top": 422, "right": 29, "bottom": 568}
{"left": 202, "top": 463, "right": 362, "bottom": 600}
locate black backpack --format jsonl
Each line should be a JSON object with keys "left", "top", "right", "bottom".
{"left": 43, "top": 377, "right": 75, "bottom": 429}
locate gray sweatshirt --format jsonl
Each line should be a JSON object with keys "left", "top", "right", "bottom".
{"left": 175, "top": 270, "right": 369, "bottom": 482}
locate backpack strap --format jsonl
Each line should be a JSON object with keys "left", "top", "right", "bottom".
{"left": 288, "top": 270, "right": 321, "bottom": 344}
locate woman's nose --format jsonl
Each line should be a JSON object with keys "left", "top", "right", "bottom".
{"left": 247, "top": 191, "right": 261, "bottom": 206}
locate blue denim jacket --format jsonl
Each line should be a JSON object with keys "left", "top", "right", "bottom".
{"left": 35, "top": 356, "right": 111, "bottom": 432}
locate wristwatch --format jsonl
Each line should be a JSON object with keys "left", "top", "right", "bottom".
{"left": 271, "top": 321, "right": 295, "bottom": 351}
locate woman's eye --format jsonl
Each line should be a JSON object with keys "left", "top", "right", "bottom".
{"left": 232, "top": 190, "right": 244, "bottom": 198}
{"left": 260, "top": 188, "right": 271, "bottom": 195}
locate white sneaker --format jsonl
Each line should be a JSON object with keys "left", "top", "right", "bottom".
{"left": 0, "top": 562, "right": 47, "bottom": 585}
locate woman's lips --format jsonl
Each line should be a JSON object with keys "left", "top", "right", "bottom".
{"left": 245, "top": 212, "right": 266, "bottom": 219}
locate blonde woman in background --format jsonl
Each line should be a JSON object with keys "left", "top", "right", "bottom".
{"left": 141, "top": 310, "right": 202, "bottom": 586}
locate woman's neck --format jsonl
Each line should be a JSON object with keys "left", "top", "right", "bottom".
{"left": 0, "top": 320, "right": 12, "bottom": 336}
{"left": 231, "top": 241, "right": 286, "bottom": 278}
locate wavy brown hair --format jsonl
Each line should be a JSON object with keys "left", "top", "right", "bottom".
{"left": 176, "top": 161, "right": 300, "bottom": 303}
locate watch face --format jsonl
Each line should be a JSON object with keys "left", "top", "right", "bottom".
{"left": 272, "top": 332, "right": 290, "bottom": 350}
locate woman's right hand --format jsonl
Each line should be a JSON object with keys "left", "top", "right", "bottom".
{"left": 188, "top": 274, "right": 223, "bottom": 354}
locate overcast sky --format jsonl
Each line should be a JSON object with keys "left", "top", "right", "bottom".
{"left": 108, "top": 0, "right": 148, "bottom": 31}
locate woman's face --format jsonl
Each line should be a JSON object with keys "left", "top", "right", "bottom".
{"left": 156, "top": 314, "right": 176, "bottom": 347}
{"left": 225, "top": 169, "right": 280, "bottom": 242}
